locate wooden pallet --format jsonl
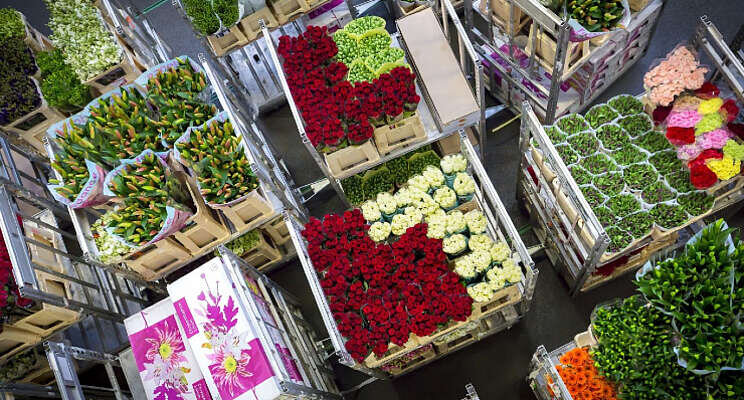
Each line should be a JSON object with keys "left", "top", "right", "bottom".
{"left": 470, "top": 284, "right": 522, "bottom": 319}
{"left": 385, "top": 345, "right": 436, "bottom": 376}
{"left": 172, "top": 173, "right": 231, "bottom": 256}
{"left": 485, "top": 0, "right": 531, "bottom": 36}
{"left": 373, "top": 112, "right": 426, "bottom": 155}
{"left": 524, "top": 25, "right": 591, "bottom": 81}
{"left": 124, "top": 237, "right": 192, "bottom": 281}
{"left": 323, "top": 140, "right": 381, "bottom": 178}
{"left": 12, "top": 304, "right": 80, "bottom": 337}
{"left": 432, "top": 323, "right": 481, "bottom": 354}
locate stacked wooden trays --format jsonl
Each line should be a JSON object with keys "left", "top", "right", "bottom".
{"left": 524, "top": 25, "right": 591, "bottom": 81}
{"left": 0, "top": 326, "right": 41, "bottom": 364}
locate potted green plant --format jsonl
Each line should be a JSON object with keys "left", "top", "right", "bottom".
{"left": 556, "top": 114, "right": 589, "bottom": 135}
{"left": 617, "top": 212, "right": 653, "bottom": 239}
{"left": 579, "top": 153, "right": 618, "bottom": 175}
{"left": 641, "top": 181, "right": 675, "bottom": 204}
{"left": 649, "top": 203, "right": 688, "bottom": 229}
{"left": 605, "top": 226, "right": 633, "bottom": 253}
{"left": 623, "top": 163, "right": 658, "bottom": 190}
{"left": 665, "top": 170, "right": 695, "bottom": 193}
{"left": 592, "top": 172, "right": 624, "bottom": 197}
{"left": 580, "top": 185, "right": 606, "bottom": 208}
{"left": 556, "top": 144, "right": 580, "bottom": 165}
{"left": 606, "top": 194, "right": 640, "bottom": 217}
{"left": 585, "top": 104, "right": 619, "bottom": 129}
{"left": 595, "top": 124, "right": 630, "bottom": 150}
{"left": 677, "top": 192, "right": 714, "bottom": 216}
{"left": 617, "top": 114, "right": 652, "bottom": 137}
{"left": 610, "top": 145, "right": 648, "bottom": 166}
{"left": 634, "top": 131, "right": 672, "bottom": 153}
{"left": 567, "top": 131, "right": 600, "bottom": 156}
{"left": 607, "top": 95, "right": 644, "bottom": 116}
{"left": 649, "top": 150, "right": 683, "bottom": 176}
{"left": 591, "top": 206, "right": 616, "bottom": 228}
{"left": 570, "top": 165, "right": 593, "bottom": 185}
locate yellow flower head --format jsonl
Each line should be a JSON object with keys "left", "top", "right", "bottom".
{"left": 697, "top": 97, "right": 723, "bottom": 115}
{"left": 706, "top": 156, "right": 741, "bottom": 180}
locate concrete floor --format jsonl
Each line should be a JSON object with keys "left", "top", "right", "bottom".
{"left": 7, "top": 0, "right": 744, "bottom": 399}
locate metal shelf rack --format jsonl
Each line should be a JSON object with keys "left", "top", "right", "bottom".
{"left": 516, "top": 17, "right": 744, "bottom": 295}
{"left": 285, "top": 129, "right": 537, "bottom": 378}
{"left": 463, "top": 0, "right": 665, "bottom": 124}
{"left": 261, "top": 0, "right": 486, "bottom": 207}
{"left": 97, "top": 0, "right": 172, "bottom": 67}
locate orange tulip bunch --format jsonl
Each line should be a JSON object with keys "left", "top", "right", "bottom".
{"left": 556, "top": 347, "right": 617, "bottom": 400}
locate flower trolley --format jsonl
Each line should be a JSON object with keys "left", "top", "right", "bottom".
{"left": 517, "top": 17, "right": 744, "bottom": 296}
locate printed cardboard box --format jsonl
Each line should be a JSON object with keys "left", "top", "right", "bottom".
{"left": 168, "top": 257, "right": 301, "bottom": 400}
{"left": 124, "top": 298, "right": 212, "bottom": 400}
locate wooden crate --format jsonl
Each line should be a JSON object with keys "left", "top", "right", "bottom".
{"left": 242, "top": 230, "right": 282, "bottom": 271}
{"left": 237, "top": 7, "right": 279, "bottom": 44}
{"left": 84, "top": 45, "right": 143, "bottom": 94}
{"left": 524, "top": 25, "right": 590, "bottom": 81}
{"left": 470, "top": 284, "right": 522, "bottom": 319}
{"left": 363, "top": 333, "right": 421, "bottom": 368}
{"left": 324, "top": 140, "right": 381, "bottom": 178}
{"left": 172, "top": 173, "right": 231, "bottom": 256}
{"left": 269, "top": 0, "right": 310, "bottom": 24}
{"left": 385, "top": 345, "right": 436, "bottom": 376}
{"left": 2, "top": 79, "right": 65, "bottom": 151}
{"left": 124, "top": 237, "right": 192, "bottom": 281}
{"left": 264, "top": 216, "right": 291, "bottom": 245}
{"left": 0, "top": 326, "right": 41, "bottom": 364}
{"left": 12, "top": 303, "right": 79, "bottom": 337}
{"left": 207, "top": 25, "right": 250, "bottom": 57}
{"left": 629, "top": 0, "right": 652, "bottom": 12}
{"left": 373, "top": 112, "right": 426, "bottom": 155}
{"left": 486, "top": 0, "right": 531, "bottom": 36}
{"left": 397, "top": 2, "right": 429, "bottom": 17}
{"left": 219, "top": 188, "right": 276, "bottom": 233}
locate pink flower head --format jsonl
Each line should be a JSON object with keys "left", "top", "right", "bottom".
{"left": 699, "top": 128, "right": 732, "bottom": 150}
{"left": 666, "top": 109, "right": 702, "bottom": 128}
{"left": 209, "top": 346, "right": 254, "bottom": 398}
{"left": 677, "top": 143, "right": 703, "bottom": 160}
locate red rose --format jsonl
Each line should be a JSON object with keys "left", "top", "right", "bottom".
{"left": 720, "top": 99, "right": 740, "bottom": 123}
{"left": 688, "top": 149, "right": 724, "bottom": 168}
{"left": 694, "top": 81, "right": 720, "bottom": 99}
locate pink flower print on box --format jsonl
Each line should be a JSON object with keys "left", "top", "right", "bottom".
{"left": 194, "top": 273, "right": 274, "bottom": 400}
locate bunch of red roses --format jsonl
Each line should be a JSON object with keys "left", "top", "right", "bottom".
{"left": 278, "top": 27, "right": 420, "bottom": 152}
{"left": 302, "top": 210, "right": 472, "bottom": 362}
{"left": 0, "top": 226, "right": 33, "bottom": 320}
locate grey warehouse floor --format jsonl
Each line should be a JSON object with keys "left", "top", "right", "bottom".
{"left": 8, "top": 0, "right": 744, "bottom": 399}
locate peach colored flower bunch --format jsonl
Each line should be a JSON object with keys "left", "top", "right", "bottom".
{"left": 644, "top": 46, "right": 708, "bottom": 107}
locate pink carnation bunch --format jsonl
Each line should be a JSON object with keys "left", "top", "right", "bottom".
{"left": 644, "top": 46, "right": 708, "bottom": 107}
{"left": 699, "top": 128, "right": 732, "bottom": 150}
{"left": 666, "top": 109, "right": 702, "bottom": 128}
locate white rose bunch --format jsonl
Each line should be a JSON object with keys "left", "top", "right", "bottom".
{"left": 423, "top": 165, "right": 445, "bottom": 188}
{"left": 490, "top": 241, "right": 512, "bottom": 263}
{"left": 443, "top": 233, "right": 467, "bottom": 255}
{"left": 467, "top": 282, "right": 493, "bottom": 303}
{"left": 408, "top": 174, "right": 430, "bottom": 193}
{"left": 441, "top": 154, "right": 468, "bottom": 174}
{"left": 486, "top": 267, "right": 507, "bottom": 290}
{"left": 469, "top": 234, "right": 493, "bottom": 252}
{"left": 410, "top": 188, "right": 439, "bottom": 216}
{"left": 446, "top": 210, "right": 467, "bottom": 234}
{"left": 426, "top": 212, "right": 448, "bottom": 239}
{"left": 404, "top": 206, "right": 423, "bottom": 225}
{"left": 376, "top": 192, "right": 397, "bottom": 214}
{"left": 453, "top": 173, "right": 476, "bottom": 196}
{"left": 391, "top": 213, "right": 413, "bottom": 236}
{"left": 471, "top": 250, "right": 492, "bottom": 273}
{"left": 361, "top": 201, "right": 381, "bottom": 222}
{"left": 394, "top": 187, "right": 411, "bottom": 208}
{"left": 368, "top": 221, "right": 391, "bottom": 242}
{"left": 433, "top": 186, "right": 457, "bottom": 209}
{"left": 465, "top": 210, "right": 487, "bottom": 234}
{"left": 454, "top": 255, "right": 477, "bottom": 279}
{"left": 502, "top": 258, "right": 522, "bottom": 283}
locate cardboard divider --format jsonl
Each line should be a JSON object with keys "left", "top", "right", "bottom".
{"left": 124, "top": 237, "right": 192, "bottom": 281}
{"left": 219, "top": 188, "right": 276, "bottom": 233}
{"left": 238, "top": 7, "right": 279, "bottom": 42}
{"left": 242, "top": 230, "right": 282, "bottom": 271}
{"left": 525, "top": 25, "right": 591, "bottom": 81}
{"left": 323, "top": 140, "right": 380, "bottom": 178}
{"left": 172, "top": 173, "right": 231, "bottom": 256}
{"left": 269, "top": 0, "right": 311, "bottom": 24}
{"left": 20, "top": 13, "right": 53, "bottom": 53}
{"left": 264, "top": 216, "right": 291, "bottom": 245}
{"left": 12, "top": 304, "right": 80, "bottom": 337}
{"left": 373, "top": 112, "right": 426, "bottom": 155}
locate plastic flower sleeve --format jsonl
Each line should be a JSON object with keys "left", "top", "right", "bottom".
{"left": 567, "top": 0, "right": 631, "bottom": 42}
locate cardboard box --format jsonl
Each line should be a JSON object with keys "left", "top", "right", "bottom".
{"left": 124, "top": 298, "right": 212, "bottom": 400}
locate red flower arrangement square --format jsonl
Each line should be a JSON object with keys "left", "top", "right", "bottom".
{"left": 302, "top": 211, "right": 472, "bottom": 362}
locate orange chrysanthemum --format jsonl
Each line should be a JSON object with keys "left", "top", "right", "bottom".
{"left": 552, "top": 347, "right": 618, "bottom": 400}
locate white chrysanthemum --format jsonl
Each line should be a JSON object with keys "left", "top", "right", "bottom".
{"left": 469, "top": 234, "right": 493, "bottom": 252}
{"left": 441, "top": 154, "right": 468, "bottom": 174}
{"left": 423, "top": 165, "right": 445, "bottom": 188}
{"left": 425, "top": 208, "right": 446, "bottom": 224}
{"left": 465, "top": 210, "right": 487, "bottom": 234}
{"left": 411, "top": 190, "right": 439, "bottom": 216}
{"left": 376, "top": 192, "right": 397, "bottom": 214}
{"left": 486, "top": 267, "right": 507, "bottom": 290}
{"left": 501, "top": 258, "right": 522, "bottom": 283}
{"left": 368, "top": 221, "right": 391, "bottom": 242}
{"left": 446, "top": 210, "right": 467, "bottom": 234}
{"left": 427, "top": 221, "right": 447, "bottom": 239}
{"left": 433, "top": 186, "right": 457, "bottom": 209}
{"left": 453, "top": 173, "right": 476, "bottom": 196}
{"left": 490, "top": 241, "right": 512, "bottom": 263}
{"left": 361, "top": 201, "right": 381, "bottom": 222}
{"left": 443, "top": 234, "right": 467, "bottom": 255}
